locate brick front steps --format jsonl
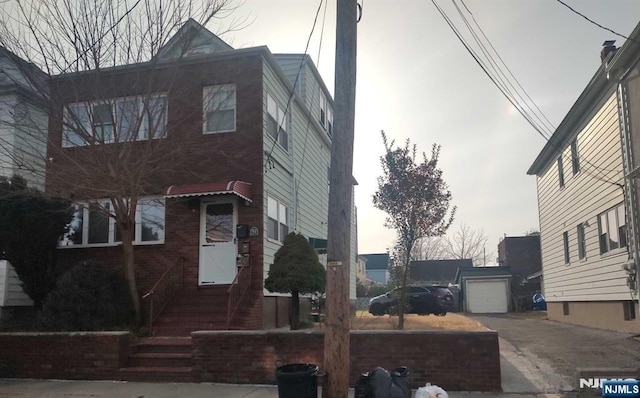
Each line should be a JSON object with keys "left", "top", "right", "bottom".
{"left": 119, "top": 337, "right": 194, "bottom": 382}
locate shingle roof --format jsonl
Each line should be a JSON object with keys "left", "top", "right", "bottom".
{"left": 410, "top": 259, "right": 474, "bottom": 283}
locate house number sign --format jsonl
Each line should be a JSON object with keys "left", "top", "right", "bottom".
{"left": 250, "top": 226, "right": 259, "bottom": 237}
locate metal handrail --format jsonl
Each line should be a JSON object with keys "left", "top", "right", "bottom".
{"left": 142, "top": 256, "right": 184, "bottom": 332}
{"left": 227, "top": 255, "right": 252, "bottom": 329}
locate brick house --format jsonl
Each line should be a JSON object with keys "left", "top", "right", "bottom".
{"left": 497, "top": 235, "right": 542, "bottom": 310}
{"left": 45, "top": 19, "right": 356, "bottom": 335}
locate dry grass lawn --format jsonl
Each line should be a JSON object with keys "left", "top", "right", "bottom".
{"left": 344, "top": 311, "right": 488, "bottom": 331}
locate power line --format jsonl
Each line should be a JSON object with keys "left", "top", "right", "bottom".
{"left": 432, "top": 0, "right": 621, "bottom": 186}
{"left": 263, "top": 0, "right": 324, "bottom": 171}
{"left": 555, "top": 0, "right": 631, "bottom": 41}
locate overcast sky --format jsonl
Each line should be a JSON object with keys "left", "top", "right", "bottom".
{"left": 221, "top": 0, "right": 640, "bottom": 262}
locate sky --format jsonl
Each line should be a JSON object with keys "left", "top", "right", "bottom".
{"left": 219, "top": 0, "right": 640, "bottom": 262}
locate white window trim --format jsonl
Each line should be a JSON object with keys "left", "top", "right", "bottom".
{"left": 203, "top": 84, "right": 236, "bottom": 134}
{"left": 266, "top": 92, "right": 288, "bottom": 151}
{"left": 59, "top": 197, "right": 165, "bottom": 248}
{"left": 597, "top": 203, "right": 627, "bottom": 255}
{"left": 62, "top": 94, "right": 167, "bottom": 148}
{"left": 266, "top": 194, "right": 289, "bottom": 244}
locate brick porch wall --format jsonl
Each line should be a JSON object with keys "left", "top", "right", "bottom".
{"left": 191, "top": 330, "right": 501, "bottom": 391}
{"left": 0, "top": 332, "right": 129, "bottom": 379}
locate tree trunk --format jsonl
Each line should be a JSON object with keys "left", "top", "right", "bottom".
{"left": 120, "top": 224, "right": 141, "bottom": 327}
{"left": 290, "top": 289, "right": 300, "bottom": 330}
{"left": 398, "top": 261, "right": 410, "bottom": 330}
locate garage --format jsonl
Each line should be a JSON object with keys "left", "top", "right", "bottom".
{"left": 465, "top": 279, "right": 509, "bottom": 313}
{"left": 455, "top": 266, "right": 512, "bottom": 313}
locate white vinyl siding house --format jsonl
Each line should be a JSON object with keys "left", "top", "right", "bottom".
{"left": 534, "top": 92, "right": 629, "bottom": 302}
{"left": 0, "top": 50, "right": 48, "bottom": 190}
{"left": 262, "top": 54, "right": 357, "bottom": 300}
{"left": 528, "top": 44, "right": 640, "bottom": 332}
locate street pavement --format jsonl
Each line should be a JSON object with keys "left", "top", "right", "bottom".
{"left": 0, "top": 379, "right": 572, "bottom": 398}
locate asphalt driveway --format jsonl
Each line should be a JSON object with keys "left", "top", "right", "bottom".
{"left": 471, "top": 314, "right": 640, "bottom": 394}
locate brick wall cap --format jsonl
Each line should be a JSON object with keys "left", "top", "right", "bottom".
{"left": 0, "top": 331, "right": 129, "bottom": 337}
{"left": 191, "top": 330, "right": 497, "bottom": 337}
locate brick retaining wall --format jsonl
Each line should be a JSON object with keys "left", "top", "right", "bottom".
{"left": 0, "top": 332, "right": 129, "bottom": 379}
{"left": 192, "top": 330, "right": 501, "bottom": 391}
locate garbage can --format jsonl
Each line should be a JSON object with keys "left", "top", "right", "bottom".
{"left": 275, "top": 363, "right": 319, "bottom": 398}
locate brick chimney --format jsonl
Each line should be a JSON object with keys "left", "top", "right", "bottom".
{"left": 601, "top": 40, "right": 617, "bottom": 62}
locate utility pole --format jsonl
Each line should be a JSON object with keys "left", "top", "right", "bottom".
{"left": 324, "top": 0, "right": 357, "bottom": 397}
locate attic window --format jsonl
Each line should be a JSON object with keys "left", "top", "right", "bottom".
{"left": 185, "top": 45, "right": 212, "bottom": 56}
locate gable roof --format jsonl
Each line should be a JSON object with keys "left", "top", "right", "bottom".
{"left": 410, "top": 259, "right": 473, "bottom": 283}
{"left": 156, "top": 18, "right": 233, "bottom": 61}
{"left": 360, "top": 253, "right": 389, "bottom": 270}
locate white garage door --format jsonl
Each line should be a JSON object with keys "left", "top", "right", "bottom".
{"left": 466, "top": 279, "right": 508, "bottom": 313}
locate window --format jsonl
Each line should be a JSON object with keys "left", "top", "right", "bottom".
{"left": 562, "top": 302, "right": 570, "bottom": 316}
{"left": 266, "top": 93, "right": 288, "bottom": 150}
{"left": 563, "top": 231, "right": 570, "bottom": 264}
{"left": 318, "top": 93, "right": 333, "bottom": 136}
{"left": 571, "top": 139, "right": 580, "bottom": 175}
{"left": 267, "top": 195, "right": 289, "bottom": 242}
{"left": 557, "top": 157, "right": 565, "bottom": 188}
{"left": 319, "top": 92, "right": 326, "bottom": 127}
{"left": 60, "top": 197, "right": 165, "bottom": 247}
{"left": 577, "top": 223, "right": 586, "bottom": 260}
{"left": 63, "top": 94, "right": 167, "bottom": 147}
{"left": 623, "top": 301, "right": 636, "bottom": 321}
{"left": 598, "top": 203, "right": 627, "bottom": 254}
{"left": 203, "top": 84, "right": 236, "bottom": 133}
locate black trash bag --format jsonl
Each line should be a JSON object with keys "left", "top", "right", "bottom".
{"left": 354, "top": 366, "right": 410, "bottom": 398}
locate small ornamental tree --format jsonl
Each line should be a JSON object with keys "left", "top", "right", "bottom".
{"left": 0, "top": 175, "right": 72, "bottom": 308}
{"left": 264, "top": 232, "right": 326, "bottom": 330}
{"left": 373, "top": 131, "right": 455, "bottom": 329}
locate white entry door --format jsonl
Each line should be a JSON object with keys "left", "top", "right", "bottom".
{"left": 199, "top": 200, "right": 237, "bottom": 285}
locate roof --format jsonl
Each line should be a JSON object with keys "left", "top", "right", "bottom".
{"left": 410, "top": 259, "right": 473, "bottom": 283}
{"left": 528, "top": 21, "right": 640, "bottom": 175}
{"left": 360, "top": 253, "right": 389, "bottom": 270}
{"left": 165, "top": 180, "right": 253, "bottom": 202}
{"left": 455, "top": 266, "right": 512, "bottom": 284}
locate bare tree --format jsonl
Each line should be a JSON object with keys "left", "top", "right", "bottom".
{"left": 411, "top": 236, "right": 447, "bottom": 261}
{"left": 0, "top": 0, "right": 241, "bottom": 325}
{"left": 443, "top": 222, "right": 492, "bottom": 266}
{"left": 373, "top": 131, "right": 455, "bottom": 329}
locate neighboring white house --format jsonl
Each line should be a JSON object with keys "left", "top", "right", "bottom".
{"left": 528, "top": 34, "right": 639, "bottom": 333}
{"left": 0, "top": 260, "right": 34, "bottom": 318}
{"left": 0, "top": 47, "right": 48, "bottom": 189}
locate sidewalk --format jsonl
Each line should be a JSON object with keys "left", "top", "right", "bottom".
{"left": 0, "top": 379, "right": 574, "bottom": 398}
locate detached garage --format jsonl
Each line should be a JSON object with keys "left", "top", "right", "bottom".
{"left": 456, "top": 266, "right": 511, "bottom": 313}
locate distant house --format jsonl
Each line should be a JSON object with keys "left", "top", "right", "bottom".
{"left": 497, "top": 235, "right": 542, "bottom": 310}
{"left": 0, "top": 47, "right": 48, "bottom": 189}
{"left": 361, "top": 253, "right": 390, "bottom": 285}
{"left": 409, "top": 259, "right": 473, "bottom": 285}
{"left": 527, "top": 25, "right": 640, "bottom": 333}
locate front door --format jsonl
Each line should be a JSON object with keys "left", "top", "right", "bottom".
{"left": 199, "top": 200, "right": 237, "bottom": 285}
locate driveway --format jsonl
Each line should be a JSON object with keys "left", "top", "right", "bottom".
{"left": 471, "top": 314, "right": 640, "bottom": 394}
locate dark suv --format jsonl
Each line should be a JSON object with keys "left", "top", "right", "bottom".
{"left": 368, "top": 285, "right": 454, "bottom": 316}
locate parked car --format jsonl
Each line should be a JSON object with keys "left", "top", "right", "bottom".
{"left": 368, "top": 285, "right": 454, "bottom": 316}
{"left": 532, "top": 292, "right": 547, "bottom": 311}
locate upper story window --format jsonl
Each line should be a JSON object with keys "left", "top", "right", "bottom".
{"left": 598, "top": 203, "right": 627, "bottom": 254}
{"left": 557, "top": 157, "right": 565, "bottom": 188}
{"left": 318, "top": 92, "right": 332, "bottom": 136}
{"left": 266, "top": 93, "right": 288, "bottom": 151}
{"left": 59, "top": 197, "right": 165, "bottom": 247}
{"left": 267, "top": 195, "right": 289, "bottom": 243}
{"left": 203, "top": 84, "right": 236, "bottom": 134}
{"left": 571, "top": 139, "right": 580, "bottom": 175}
{"left": 63, "top": 94, "right": 167, "bottom": 148}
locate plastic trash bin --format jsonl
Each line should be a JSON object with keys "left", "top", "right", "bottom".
{"left": 275, "top": 363, "right": 319, "bottom": 398}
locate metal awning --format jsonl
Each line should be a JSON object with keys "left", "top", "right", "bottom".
{"left": 165, "top": 180, "right": 253, "bottom": 202}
